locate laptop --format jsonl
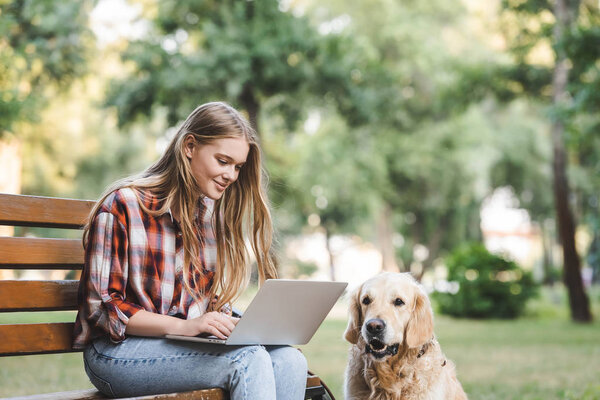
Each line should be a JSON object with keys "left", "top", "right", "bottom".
{"left": 165, "top": 279, "right": 347, "bottom": 345}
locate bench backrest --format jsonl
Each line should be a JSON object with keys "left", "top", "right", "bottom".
{"left": 0, "top": 193, "right": 95, "bottom": 357}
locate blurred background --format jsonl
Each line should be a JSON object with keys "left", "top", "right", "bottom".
{"left": 0, "top": 0, "right": 599, "bottom": 399}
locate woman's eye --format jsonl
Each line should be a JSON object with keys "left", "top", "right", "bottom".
{"left": 362, "top": 296, "right": 371, "bottom": 305}
{"left": 394, "top": 298, "right": 405, "bottom": 306}
{"left": 235, "top": 165, "right": 242, "bottom": 171}
{"left": 217, "top": 159, "right": 227, "bottom": 165}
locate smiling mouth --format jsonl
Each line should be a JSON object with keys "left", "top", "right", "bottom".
{"left": 214, "top": 181, "right": 228, "bottom": 191}
{"left": 365, "top": 339, "right": 399, "bottom": 359}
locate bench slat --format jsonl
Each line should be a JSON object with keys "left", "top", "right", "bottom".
{"left": 0, "top": 322, "right": 75, "bottom": 356}
{"left": 4, "top": 388, "right": 227, "bottom": 400}
{"left": 0, "top": 280, "right": 78, "bottom": 311}
{"left": 0, "top": 193, "right": 94, "bottom": 229}
{"left": 0, "top": 237, "right": 84, "bottom": 269}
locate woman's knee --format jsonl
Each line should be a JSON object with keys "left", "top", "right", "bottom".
{"left": 232, "top": 345, "right": 273, "bottom": 373}
{"left": 270, "top": 346, "right": 307, "bottom": 376}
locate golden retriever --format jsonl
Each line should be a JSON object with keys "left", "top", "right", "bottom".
{"left": 344, "top": 272, "right": 467, "bottom": 400}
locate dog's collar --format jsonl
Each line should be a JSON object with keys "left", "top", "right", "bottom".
{"left": 416, "top": 343, "right": 428, "bottom": 358}
{"left": 414, "top": 338, "right": 447, "bottom": 366}
{"left": 416, "top": 337, "right": 435, "bottom": 358}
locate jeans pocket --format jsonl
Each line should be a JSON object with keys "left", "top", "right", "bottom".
{"left": 84, "top": 358, "right": 116, "bottom": 398}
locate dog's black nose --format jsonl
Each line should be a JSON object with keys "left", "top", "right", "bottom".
{"left": 366, "top": 318, "right": 386, "bottom": 334}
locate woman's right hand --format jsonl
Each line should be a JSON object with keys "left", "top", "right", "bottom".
{"left": 176, "top": 311, "right": 240, "bottom": 339}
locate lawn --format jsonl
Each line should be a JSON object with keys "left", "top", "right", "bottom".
{"left": 300, "top": 316, "right": 600, "bottom": 400}
{"left": 1, "top": 287, "right": 599, "bottom": 399}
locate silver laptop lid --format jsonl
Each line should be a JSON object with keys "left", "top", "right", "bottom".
{"left": 226, "top": 279, "right": 347, "bottom": 345}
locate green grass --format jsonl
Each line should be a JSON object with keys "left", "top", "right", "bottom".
{"left": 299, "top": 315, "right": 600, "bottom": 400}
{"left": 1, "top": 288, "right": 600, "bottom": 399}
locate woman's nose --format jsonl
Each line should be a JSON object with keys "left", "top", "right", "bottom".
{"left": 223, "top": 166, "right": 237, "bottom": 181}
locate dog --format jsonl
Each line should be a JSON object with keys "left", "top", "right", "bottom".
{"left": 344, "top": 272, "right": 467, "bottom": 400}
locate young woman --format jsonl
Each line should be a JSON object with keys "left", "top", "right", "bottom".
{"left": 73, "top": 102, "right": 307, "bottom": 399}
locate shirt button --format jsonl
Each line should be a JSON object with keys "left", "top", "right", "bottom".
{"left": 177, "top": 232, "right": 182, "bottom": 237}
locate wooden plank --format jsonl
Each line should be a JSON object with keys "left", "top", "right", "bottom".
{"left": 0, "top": 280, "right": 78, "bottom": 312}
{"left": 3, "top": 388, "right": 228, "bottom": 400}
{"left": 0, "top": 237, "right": 84, "bottom": 269}
{"left": 4, "top": 388, "right": 227, "bottom": 400}
{"left": 306, "top": 374, "right": 321, "bottom": 388}
{"left": 0, "top": 322, "right": 76, "bottom": 356}
{"left": 0, "top": 376, "right": 320, "bottom": 399}
{"left": 0, "top": 193, "right": 94, "bottom": 229}
{"left": 130, "top": 389, "right": 227, "bottom": 400}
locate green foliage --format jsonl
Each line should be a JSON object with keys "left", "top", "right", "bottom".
{"left": 0, "top": 0, "right": 95, "bottom": 135}
{"left": 433, "top": 243, "right": 538, "bottom": 318}
{"left": 105, "top": 0, "right": 357, "bottom": 130}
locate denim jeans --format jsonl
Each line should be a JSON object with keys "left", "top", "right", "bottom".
{"left": 83, "top": 335, "right": 308, "bottom": 399}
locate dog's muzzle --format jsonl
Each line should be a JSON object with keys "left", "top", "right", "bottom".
{"left": 366, "top": 340, "right": 399, "bottom": 359}
{"left": 364, "top": 318, "right": 399, "bottom": 359}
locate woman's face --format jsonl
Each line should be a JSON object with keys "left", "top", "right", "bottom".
{"left": 185, "top": 136, "right": 250, "bottom": 200}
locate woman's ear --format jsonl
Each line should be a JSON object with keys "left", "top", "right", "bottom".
{"left": 344, "top": 285, "right": 363, "bottom": 344}
{"left": 405, "top": 286, "right": 434, "bottom": 348}
{"left": 184, "top": 135, "right": 195, "bottom": 159}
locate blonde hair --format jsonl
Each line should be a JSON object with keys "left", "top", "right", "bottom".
{"left": 83, "top": 102, "right": 278, "bottom": 311}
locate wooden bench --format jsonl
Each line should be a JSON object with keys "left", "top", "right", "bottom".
{"left": 0, "top": 193, "right": 333, "bottom": 400}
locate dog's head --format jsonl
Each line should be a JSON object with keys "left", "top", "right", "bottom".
{"left": 344, "top": 272, "right": 434, "bottom": 361}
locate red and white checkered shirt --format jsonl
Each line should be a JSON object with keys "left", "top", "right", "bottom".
{"left": 73, "top": 188, "right": 217, "bottom": 348}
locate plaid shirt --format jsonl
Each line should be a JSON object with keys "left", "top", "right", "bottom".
{"left": 73, "top": 188, "right": 217, "bottom": 348}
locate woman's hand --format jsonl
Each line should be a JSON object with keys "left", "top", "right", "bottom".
{"left": 176, "top": 311, "right": 240, "bottom": 339}
{"left": 126, "top": 309, "right": 239, "bottom": 339}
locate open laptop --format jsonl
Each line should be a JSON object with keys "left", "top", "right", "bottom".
{"left": 165, "top": 279, "right": 347, "bottom": 345}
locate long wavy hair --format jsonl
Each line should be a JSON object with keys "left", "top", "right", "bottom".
{"left": 83, "top": 102, "right": 278, "bottom": 311}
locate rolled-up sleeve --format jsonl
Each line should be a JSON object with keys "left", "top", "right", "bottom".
{"left": 84, "top": 211, "right": 143, "bottom": 342}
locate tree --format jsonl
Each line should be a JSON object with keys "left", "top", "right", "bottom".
{"left": 500, "top": 0, "right": 595, "bottom": 322}
{"left": 102, "top": 0, "right": 391, "bottom": 278}
{"left": 0, "top": 0, "right": 94, "bottom": 136}
{"left": 0, "top": 0, "right": 94, "bottom": 206}
{"left": 283, "top": 112, "right": 384, "bottom": 280}
{"left": 488, "top": 100, "right": 556, "bottom": 283}
{"left": 105, "top": 1, "right": 360, "bottom": 136}
{"left": 305, "top": 0, "right": 509, "bottom": 276}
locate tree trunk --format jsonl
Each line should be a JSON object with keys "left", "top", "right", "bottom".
{"left": 324, "top": 226, "right": 336, "bottom": 281}
{"left": 239, "top": 83, "right": 260, "bottom": 138}
{"left": 539, "top": 222, "right": 555, "bottom": 285}
{"left": 0, "top": 137, "right": 22, "bottom": 280}
{"left": 0, "top": 138, "right": 21, "bottom": 233}
{"left": 552, "top": 0, "right": 592, "bottom": 322}
{"left": 377, "top": 203, "right": 400, "bottom": 272}
{"left": 417, "top": 215, "right": 447, "bottom": 281}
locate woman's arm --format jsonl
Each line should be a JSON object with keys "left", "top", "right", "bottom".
{"left": 125, "top": 310, "right": 239, "bottom": 340}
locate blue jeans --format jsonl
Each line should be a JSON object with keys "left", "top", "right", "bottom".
{"left": 83, "top": 335, "right": 308, "bottom": 399}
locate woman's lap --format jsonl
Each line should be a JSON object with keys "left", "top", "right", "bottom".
{"left": 83, "top": 335, "right": 307, "bottom": 399}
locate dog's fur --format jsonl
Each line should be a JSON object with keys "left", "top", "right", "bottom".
{"left": 344, "top": 272, "right": 467, "bottom": 400}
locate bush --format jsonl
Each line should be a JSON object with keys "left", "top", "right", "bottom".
{"left": 432, "top": 243, "right": 538, "bottom": 318}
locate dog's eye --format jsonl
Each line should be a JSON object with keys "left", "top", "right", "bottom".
{"left": 362, "top": 296, "right": 371, "bottom": 305}
{"left": 394, "top": 298, "right": 405, "bottom": 306}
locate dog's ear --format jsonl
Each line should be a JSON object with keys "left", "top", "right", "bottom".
{"left": 344, "top": 284, "right": 363, "bottom": 344}
{"left": 405, "top": 286, "right": 434, "bottom": 348}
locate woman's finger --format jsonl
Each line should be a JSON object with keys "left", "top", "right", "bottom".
{"left": 215, "top": 322, "right": 232, "bottom": 337}
{"left": 207, "top": 324, "right": 227, "bottom": 340}
{"left": 217, "top": 315, "right": 238, "bottom": 332}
